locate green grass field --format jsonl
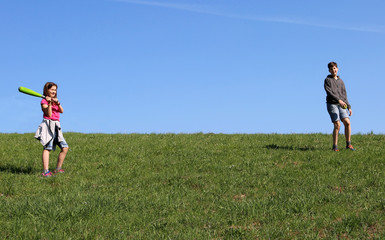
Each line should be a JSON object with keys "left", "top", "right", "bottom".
{"left": 1, "top": 133, "right": 384, "bottom": 239}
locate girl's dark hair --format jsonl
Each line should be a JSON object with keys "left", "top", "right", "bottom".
{"left": 43, "top": 82, "right": 58, "bottom": 98}
{"left": 328, "top": 62, "right": 338, "bottom": 69}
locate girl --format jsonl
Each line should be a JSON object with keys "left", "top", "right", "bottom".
{"left": 35, "top": 82, "right": 69, "bottom": 177}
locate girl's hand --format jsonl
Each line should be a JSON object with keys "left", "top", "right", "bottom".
{"left": 52, "top": 98, "right": 59, "bottom": 103}
{"left": 349, "top": 109, "right": 353, "bottom": 116}
{"left": 45, "top": 96, "right": 52, "bottom": 103}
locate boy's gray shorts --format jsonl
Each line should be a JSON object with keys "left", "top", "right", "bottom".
{"left": 327, "top": 103, "right": 349, "bottom": 122}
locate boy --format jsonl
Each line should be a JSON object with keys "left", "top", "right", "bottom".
{"left": 324, "top": 62, "right": 355, "bottom": 151}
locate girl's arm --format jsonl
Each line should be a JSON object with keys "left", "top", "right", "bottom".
{"left": 58, "top": 103, "right": 64, "bottom": 113}
{"left": 42, "top": 101, "right": 52, "bottom": 117}
{"left": 53, "top": 98, "right": 64, "bottom": 113}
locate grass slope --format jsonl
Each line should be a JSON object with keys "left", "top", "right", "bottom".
{"left": 1, "top": 133, "right": 385, "bottom": 239}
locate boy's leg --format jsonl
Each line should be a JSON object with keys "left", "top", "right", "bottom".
{"left": 333, "top": 120, "right": 341, "bottom": 146}
{"left": 56, "top": 147, "right": 69, "bottom": 169}
{"left": 342, "top": 117, "right": 355, "bottom": 150}
{"left": 327, "top": 103, "right": 341, "bottom": 150}
{"left": 42, "top": 149, "right": 51, "bottom": 171}
{"left": 341, "top": 117, "right": 351, "bottom": 142}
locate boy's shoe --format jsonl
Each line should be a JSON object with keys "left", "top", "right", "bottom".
{"left": 42, "top": 171, "right": 53, "bottom": 177}
{"left": 333, "top": 148, "right": 339, "bottom": 152}
{"left": 346, "top": 145, "right": 356, "bottom": 151}
{"left": 54, "top": 169, "right": 65, "bottom": 174}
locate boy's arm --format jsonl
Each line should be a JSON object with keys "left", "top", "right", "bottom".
{"left": 324, "top": 78, "right": 347, "bottom": 107}
{"left": 341, "top": 82, "right": 351, "bottom": 109}
{"left": 324, "top": 78, "right": 339, "bottom": 102}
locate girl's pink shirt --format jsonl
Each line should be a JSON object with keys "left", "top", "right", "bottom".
{"left": 41, "top": 99, "right": 60, "bottom": 121}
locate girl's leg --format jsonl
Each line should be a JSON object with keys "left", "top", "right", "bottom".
{"left": 42, "top": 149, "right": 51, "bottom": 171}
{"left": 56, "top": 147, "right": 69, "bottom": 169}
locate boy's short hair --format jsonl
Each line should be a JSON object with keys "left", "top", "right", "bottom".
{"left": 328, "top": 62, "right": 338, "bottom": 69}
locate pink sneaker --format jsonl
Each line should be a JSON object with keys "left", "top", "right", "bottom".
{"left": 42, "top": 171, "right": 53, "bottom": 177}
{"left": 54, "top": 169, "right": 65, "bottom": 174}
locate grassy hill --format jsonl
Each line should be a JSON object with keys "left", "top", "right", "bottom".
{"left": 1, "top": 133, "right": 384, "bottom": 239}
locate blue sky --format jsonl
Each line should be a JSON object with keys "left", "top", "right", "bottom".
{"left": 1, "top": 0, "right": 384, "bottom": 134}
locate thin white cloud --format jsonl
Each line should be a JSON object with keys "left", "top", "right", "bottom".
{"left": 112, "top": 0, "right": 207, "bottom": 12}
{"left": 112, "top": 0, "right": 384, "bottom": 33}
